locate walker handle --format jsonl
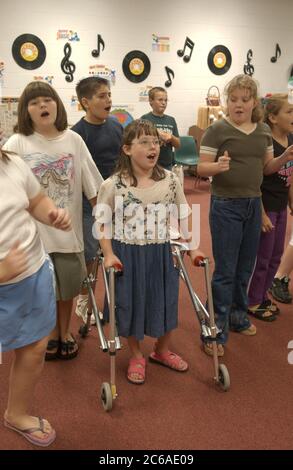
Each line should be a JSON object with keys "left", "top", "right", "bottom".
{"left": 193, "top": 256, "right": 205, "bottom": 267}
{"left": 113, "top": 262, "right": 123, "bottom": 272}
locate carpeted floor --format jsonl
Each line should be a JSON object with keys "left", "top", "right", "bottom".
{"left": 1, "top": 176, "right": 293, "bottom": 450}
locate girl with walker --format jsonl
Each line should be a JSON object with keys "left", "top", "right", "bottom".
{"left": 95, "top": 119, "right": 204, "bottom": 384}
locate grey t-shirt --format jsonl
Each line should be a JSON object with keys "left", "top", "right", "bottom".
{"left": 140, "top": 112, "right": 179, "bottom": 169}
{"left": 200, "top": 118, "right": 273, "bottom": 198}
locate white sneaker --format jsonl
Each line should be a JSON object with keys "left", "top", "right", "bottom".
{"left": 75, "top": 295, "right": 96, "bottom": 325}
{"left": 75, "top": 296, "right": 88, "bottom": 322}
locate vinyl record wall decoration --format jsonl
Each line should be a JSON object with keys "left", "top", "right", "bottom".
{"left": 12, "top": 34, "right": 46, "bottom": 70}
{"left": 208, "top": 45, "right": 232, "bottom": 75}
{"left": 122, "top": 50, "right": 151, "bottom": 83}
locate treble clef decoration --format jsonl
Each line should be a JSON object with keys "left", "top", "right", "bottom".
{"left": 61, "top": 42, "right": 76, "bottom": 82}
{"left": 243, "top": 49, "right": 254, "bottom": 76}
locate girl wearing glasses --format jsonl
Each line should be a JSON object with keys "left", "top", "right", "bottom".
{"left": 95, "top": 119, "right": 204, "bottom": 384}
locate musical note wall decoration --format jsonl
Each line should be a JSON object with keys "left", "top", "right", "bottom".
{"left": 92, "top": 34, "right": 105, "bottom": 58}
{"left": 60, "top": 42, "right": 76, "bottom": 82}
{"left": 177, "top": 37, "right": 194, "bottom": 63}
{"left": 243, "top": 49, "right": 254, "bottom": 76}
{"left": 271, "top": 43, "right": 281, "bottom": 63}
{"left": 164, "top": 66, "right": 174, "bottom": 88}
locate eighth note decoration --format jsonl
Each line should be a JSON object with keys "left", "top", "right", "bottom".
{"left": 92, "top": 34, "right": 105, "bottom": 58}
{"left": 177, "top": 36, "right": 194, "bottom": 63}
{"left": 271, "top": 43, "right": 281, "bottom": 63}
{"left": 61, "top": 42, "right": 76, "bottom": 82}
{"left": 243, "top": 49, "right": 254, "bottom": 76}
{"left": 164, "top": 66, "right": 174, "bottom": 88}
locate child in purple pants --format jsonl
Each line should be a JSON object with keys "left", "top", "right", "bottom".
{"left": 248, "top": 94, "right": 293, "bottom": 320}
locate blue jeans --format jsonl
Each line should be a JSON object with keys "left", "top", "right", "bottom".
{"left": 209, "top": 196, "right": 262, "bottom": 344}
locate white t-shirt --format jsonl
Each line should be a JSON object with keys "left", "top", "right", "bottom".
{"left": 0, "top": 155, "right": 45, "bottom": 284}
{"left": 4, "top": 130, "right": 103, "bottom": 253}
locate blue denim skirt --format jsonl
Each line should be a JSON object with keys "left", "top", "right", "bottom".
{"left": 0, "top": 258, "right": 56, "bottom": 352}
{"left": 104, "top": 241, "right": 179, "bottom": 340}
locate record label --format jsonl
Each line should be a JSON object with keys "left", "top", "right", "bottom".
{"left": 12, "top": 34, "right": 46, "bottom": 70}
{"left": 122, "top": 50, "right": 150, "bottom": 83}
{"left": 20, "top": 43, "right": 39, "bottom": 62}
{"left": 208, "top": 45, "right": 232, "bottom": 75}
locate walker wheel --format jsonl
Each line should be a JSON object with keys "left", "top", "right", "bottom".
{"left": 218, "top": 363, "right": 230, "bottom": 391}
{"left": 101, "top": 382, "right": 113, "bottom": 411}
{"left": 79, "top": 324, "right": 89, "bottom": 338}
{"left": 218, "top": 364, "right": 230, "bottom": 392}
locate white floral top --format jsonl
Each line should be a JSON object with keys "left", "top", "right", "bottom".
{"left": 95, "top": 170, "right": 191, "bottom": 245}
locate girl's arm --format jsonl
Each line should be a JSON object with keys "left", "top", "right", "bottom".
{"left": 261, "top": 201, "right": 274, "bottom": 232}
{"left": 179, "top": 213, "right": 205, "bottom": 264}
{"left": 98, "top": 225, "right": 122, "bottom": 269}
{"left": 0, "top": 242, "right": 27, "bottom": 283}
{"left": 197, "top": 151, "right": 230, "bottom": 177}
{"left": 263, "top": 145, "right": 293, "bottom": 175}
{"left": 28, "top": 191, "right": 71, "bottom": 231}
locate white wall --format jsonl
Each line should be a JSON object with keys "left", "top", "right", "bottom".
{"left": 0, "top": 0, "right": 292, "bottom": 133}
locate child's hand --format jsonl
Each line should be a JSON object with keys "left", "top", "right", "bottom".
{"left": 188, "top": 249, "right": 206, "bottom": 265}
{"left": 158, "top": 130, "right": 171, "bottom": 143}
{"left": 283, "top": 145, "right": 293, "bottom": 162}
{"left": 262, "top": 212, "right": 274, "bottom": 232}
{"left": 49, "top": 209, "right": 72, "bottom": 231}
{"left": 217, "top": 151, "right": 230, "bottom": 173}
{"left": 103, "top": 253, "right": 123, "bottom": 271}
{"left": 0, "top": 241, "right": 27, "bottom": 282}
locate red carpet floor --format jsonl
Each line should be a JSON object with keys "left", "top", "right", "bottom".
{"left": 1, "top": 176, "right": 293, "bottom": 450}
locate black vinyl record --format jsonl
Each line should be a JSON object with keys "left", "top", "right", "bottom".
{"left": 208, "top": 45, "right": 232, "bottom": 75}
{"left": 122, "top": 50, "right": 150, "bottom": 83}
{"left": 12, "top": 34, "right": 46, "bottom": 70}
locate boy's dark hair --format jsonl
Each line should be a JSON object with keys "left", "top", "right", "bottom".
{"left": 75, "top": 76, "right": 110, "bottom": 111}
{"left": 148, "top": 87, "right": 167, "bottom": 101}
{"left": 115, "top": 119, "right": 165, "bottom": 187}
{"left": 16, "top": 81, "right": 68, "bottom": 135}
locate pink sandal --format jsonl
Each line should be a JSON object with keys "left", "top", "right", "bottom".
{"left": 4, "top": 417, "right": 56, "bottom": 447}
{"left": 149, "top": 351, "right": 188, "bottom": 372}
{"left": 127, "top": 357, "right": 146, "bottom": 384}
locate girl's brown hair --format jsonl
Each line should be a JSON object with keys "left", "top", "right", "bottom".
{"left": 115, "top": 119, "right": 166, "bottom": 187}
{"left": 224, "top": 74, "right": 263, "bottom": 123}
{"left": 263, "top": 93, "right": 288, "bottom": 127}
{"left": 16, "top": 81, "right": 68, "bottom": 135}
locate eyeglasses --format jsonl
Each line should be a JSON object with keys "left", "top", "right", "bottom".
{"left": 133, "top": 139, "right": 161, "bottom": 148}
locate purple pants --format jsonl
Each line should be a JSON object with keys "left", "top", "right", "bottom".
{"left": 248, "top": 209, "right": 287, "bottom": 306}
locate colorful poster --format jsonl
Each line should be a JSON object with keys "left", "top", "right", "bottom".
{"left": 57, "top": 30, "right": 80, "bottom": 41}
{"left": 33, "top": 75, "right": 54, "bottom": 85}
{"left": 0, "top": 97, "right": 19, "bottom": 138}
{"left": 89, "top": 64, "right": 116, "bottom": 85}
{"left": 110, "top": 107, "right": 134, "bottom": 128}
{"left": 139, "top": 85, "right": 153, "bottom": 102}
{"left": 152, "top": 34, "right": 170, "bottom": 52}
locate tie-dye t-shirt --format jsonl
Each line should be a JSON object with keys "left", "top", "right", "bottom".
{"left": 4, "top": 129, "right": 103, "bottom": 253}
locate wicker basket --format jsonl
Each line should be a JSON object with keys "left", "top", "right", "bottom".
{"left": 206, "top": 86, "right": 221, "bottom": 106}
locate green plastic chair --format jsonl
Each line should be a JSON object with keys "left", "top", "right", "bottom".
{"left": 174, "top": 136, "right": 199, "bottom": 167}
